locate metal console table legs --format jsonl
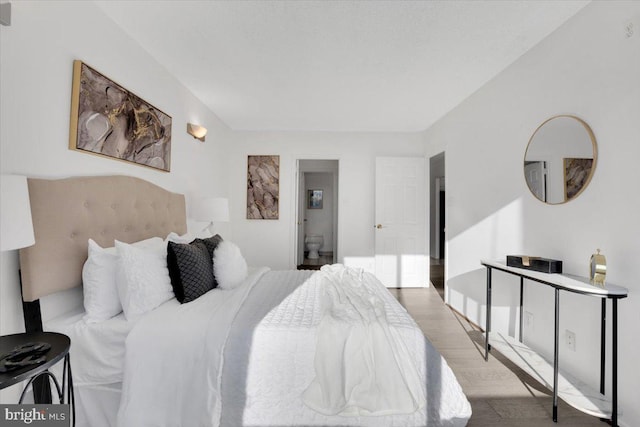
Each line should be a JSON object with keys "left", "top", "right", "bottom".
{"left": 481, "top": 260, "right": 627, "bottom": 426}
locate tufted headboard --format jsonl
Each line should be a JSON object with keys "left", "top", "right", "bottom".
{"left": 19, "top": 175, "right": 187, "bottom": 302}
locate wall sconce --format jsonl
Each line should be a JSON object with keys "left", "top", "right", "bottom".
{"left": 187, "top": 123, "right": 207, "bottom": 142}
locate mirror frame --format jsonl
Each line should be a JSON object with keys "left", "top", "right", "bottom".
{"left": 524, "top": 115, "right": 597, "bottom": 205}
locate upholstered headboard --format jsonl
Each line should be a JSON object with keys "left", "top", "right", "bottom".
{"left": 19, "top": 176, "right": 187, "bottom": 302}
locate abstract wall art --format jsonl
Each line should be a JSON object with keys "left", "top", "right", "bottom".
{"left": 69, "top": 60, "right": 172, "bottom": 172}
{"left": 564, "top": 158, "right": 593, "bottom": 200}
{"left": 247, "top": 155, "right": 279, "bottom": 219}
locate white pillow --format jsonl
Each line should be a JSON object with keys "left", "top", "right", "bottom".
{"left": 82, "top": 237, "right": 164, "bottom": 323}
{"left": 213, "top": 241, "right": 248, "bottom": 290}
{"left": 165, "top": 231, "right": 197, "bottom": 244}
{"left": 115, "top": 240, "right": 174, "bottom": 321}
{"left": 82, "top": 240, "right": 119, "bottom": 323}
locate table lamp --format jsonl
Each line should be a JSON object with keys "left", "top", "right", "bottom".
{"left": 192, "top": 197, "right": 229, "bottom": 235}
{"left": 1, "top": 175, "right": 35, "bottom": 252}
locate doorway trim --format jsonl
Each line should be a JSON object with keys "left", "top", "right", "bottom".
{"left": 290, "top": 156, "right": 341, "bottom": 270}
{"left": 434, "top": 176, "right": 444, "bottom": 259}
{"left": 429, "top": 152, "right": 445, "bottom": 260}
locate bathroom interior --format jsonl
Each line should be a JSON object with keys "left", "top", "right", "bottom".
{"left": 297, "top": 159, "right": 338, "bottom": 270}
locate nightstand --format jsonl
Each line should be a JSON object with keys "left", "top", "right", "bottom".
{"left": 0, "top": 331, "right": 74, "bottom": 423}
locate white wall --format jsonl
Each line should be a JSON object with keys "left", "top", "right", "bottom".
{"left": 423, "top": 2, "right": 640, "bottom": 425}
{"left": 304, "top": 172, "right": 334, "bottom": 253}
{"left": 228, "top": 131, "right": 425, "bottom": 272}
{"left": 0, "top": 1, "right": 230, "bottom": 402}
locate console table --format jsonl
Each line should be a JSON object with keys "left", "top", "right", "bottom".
{"left": 481, "top": 260, "right": 628, "bottom": 426}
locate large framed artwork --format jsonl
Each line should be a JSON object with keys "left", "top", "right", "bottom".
{"left": 69, "top": 60, "right": 172, "bottom": 172}
{"left": 564, "top": 158, "right": 593, "bottom": 200}
{"left": 247, "top": 155, "right": 279, "bottom": 219}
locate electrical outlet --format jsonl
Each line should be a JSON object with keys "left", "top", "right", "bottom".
{"left": 566, "top": 330, "right": 576, "bottom": 352}
{"left": 525, "top": 311, "right": 534, "bottom": 329}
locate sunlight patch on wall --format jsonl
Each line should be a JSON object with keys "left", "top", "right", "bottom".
{"left": 448, "top": 197, "right": 525, "bottom": 280}
{"left": 446, "top": 197, "right": 525, "bottom": 332}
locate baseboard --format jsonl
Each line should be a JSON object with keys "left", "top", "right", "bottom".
{"left": 446, "top": 303, "right": 484, "bottom": 332}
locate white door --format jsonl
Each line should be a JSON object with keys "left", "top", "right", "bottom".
{"left": 524, "top": 161, "right": 546, "bottom": 202}
{"left": 375, "top": 157, "right": 428, "bottom": 288}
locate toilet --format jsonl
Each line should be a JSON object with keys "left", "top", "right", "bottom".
{"left": 305, "top": 235, "right": 324, "bottom": 259}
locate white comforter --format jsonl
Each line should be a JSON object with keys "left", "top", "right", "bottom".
{"left": 117, "top": 267, "right": 269, "bottom": 427}
{"left": 222, "top": 267, "right": 471, "bottom": 426}
{"left": 118, "top": 266, "right": 471, "bottom": 427}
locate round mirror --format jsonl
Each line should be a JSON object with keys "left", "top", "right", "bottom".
{"left": 524, "top": 115, "right": 597, "bottom": 204}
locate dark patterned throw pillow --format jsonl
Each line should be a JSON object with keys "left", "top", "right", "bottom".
{"left": 167, "top": 240, "right": 215, "bottom": 303}
{"left": 196, "top": 235, "right": 223, "bottom": 288}
{"left": 197, "top": 234, "right": 223, "bottom": 259}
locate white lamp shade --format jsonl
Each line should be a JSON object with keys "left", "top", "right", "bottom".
{"left": 193, "top": 197, "right": 229, "bottom": 223}
{"left": 1, "top": 175, "right": 35, "bottom": 251}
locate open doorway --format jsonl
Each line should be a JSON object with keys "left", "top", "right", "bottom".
{"left": 296, "top": 159, "right": 339, "bottom": 270}
{"left": 429, "top": 152, "right": 445, "bottom": 299}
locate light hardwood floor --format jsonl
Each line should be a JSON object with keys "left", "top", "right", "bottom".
{"left": 389, "top": 287, "right": 608, "bottom": 427}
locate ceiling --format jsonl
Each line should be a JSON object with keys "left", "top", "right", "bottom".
{"left": 96, "top": 1, "right": 589, "bottom": 133}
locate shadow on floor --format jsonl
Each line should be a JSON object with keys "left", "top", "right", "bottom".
{"left": 297, "top": 253, "right": 333, "bottom": 271}
{"left": 389, "top": 286, "right": 608, "bottom": 427}
{"left": 430, "top": 257, "right": 445, "bottom": 300}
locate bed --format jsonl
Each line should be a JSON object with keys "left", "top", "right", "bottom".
{"left": 19, "top": 175, "right": 471, "bottom": 427}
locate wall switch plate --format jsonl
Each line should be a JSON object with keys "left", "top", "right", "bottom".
{"left": 565, "top": 330, "right": 576, "bottom": 351}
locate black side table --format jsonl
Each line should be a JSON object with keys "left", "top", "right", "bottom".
{"left": 0, "top": 332, "right": 74, "bottom": 425}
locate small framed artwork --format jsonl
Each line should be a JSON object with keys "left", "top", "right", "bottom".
{"left": 69, "top": 60, "right": 172, "bottom": 172}
{"left": 308, "top": 189, "right": 323, "bottom": 209}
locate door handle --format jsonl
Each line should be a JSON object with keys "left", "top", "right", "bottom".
{"left": 375, "top": 224, "right": 383, "bottom": 229}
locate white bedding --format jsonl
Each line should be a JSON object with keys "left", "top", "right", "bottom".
{"left": 54, "top": 266, "right": 470, "bottom": 427}
{"left": 46, "top": 307, "right": 134, "bottom": 386}
{"left": 302, "top": 265, "right": 425, "bottom": 416}
{"left": 117, "top": 267, "right": 269, "bottom": 427}
{"left": 222, "top": 268, "right": 471, "bottom": 426}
